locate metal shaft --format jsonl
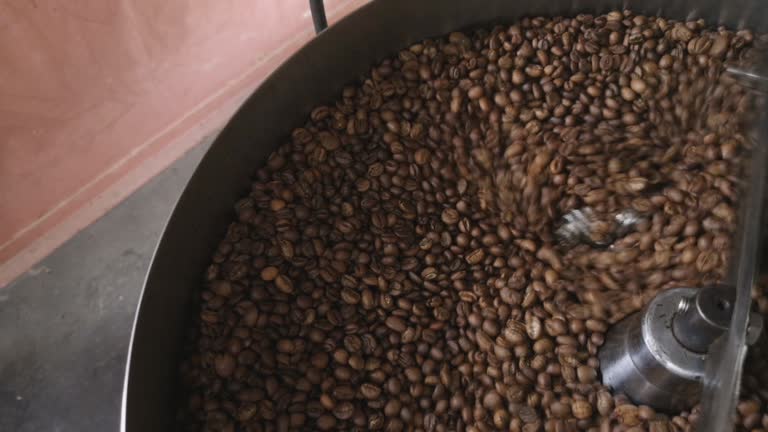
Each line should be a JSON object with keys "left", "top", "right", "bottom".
{"left": 698, "top": 43, "right": 768, "bottom": 432}
{"left": 672, "top": 286, "right": 733, "bottom": 353}
{"left": 599, "top": 286, "right": 763, "bottom": 413}
{"left": 599, "top": 288, "right": 704, "bottom": 412}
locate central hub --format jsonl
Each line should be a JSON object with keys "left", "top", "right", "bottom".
{"left": 598, "top": 286, "right": 763, "bottom": 412}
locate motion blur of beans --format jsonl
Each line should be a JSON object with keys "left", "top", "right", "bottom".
{"left": 177, "top": 9, "right": 768, "bottom": 432}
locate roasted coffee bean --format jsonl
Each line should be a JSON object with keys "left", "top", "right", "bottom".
{"left": 360, "top": 383, "right": 382, "bottom": 400}
{"left": 596, "top": 390, "right": 614, "bottom": 416}
{"left": 317, "top": 415, "right": 337, "bottom": 430}
{"left": 260, "top": 266, "right": 279, "bottom": 281}
{"left": 572, "top": 400, "right": 594, "bottom": 420}
{"left": 332, "top": 402, "right": 354, "bottom": 420}
{"left": 385, "top": 316, "right": 407, "bottom": 332}
{"left": 274, "top": 274, "right": 294, "bottom": 294}
{"left": 179, "top": 11, "right": 764, "bottom": 432}
{"left": 214, "top": 354, "right": 236, "bottom": 378}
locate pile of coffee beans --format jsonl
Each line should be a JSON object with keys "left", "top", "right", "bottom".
{"left": 178, "top": 10, "right": 768, "bottom": 431}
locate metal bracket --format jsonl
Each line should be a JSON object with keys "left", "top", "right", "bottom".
{"left": 309, "top": 0, "right": 328, "bottom": 34}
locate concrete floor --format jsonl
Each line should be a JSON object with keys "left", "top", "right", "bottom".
{"left": 0, "top": 136, "right": 213, "bottom": 432}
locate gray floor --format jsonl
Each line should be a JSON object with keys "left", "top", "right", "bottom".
{"left": 0, "top": 136, "right": 214, "bottom": 432}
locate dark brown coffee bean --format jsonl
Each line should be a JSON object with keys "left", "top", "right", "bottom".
{"left": 465, "top": 248, "right": 485, "bottom": 265}
{"left": 441, "top": 208, "right": 459, "bottom": 224}
{"left": 414, "top": 148, "right": 431, "bottom": 165}
{"left": 385, "top": 316, "right": 407, "bottom": 332}
{"left": 276, "top": 339, "right": 295, "bottom": 354}
{"left": 332, "top": 402, "right": 354, "bottom": 420}
{"left": 214, "top": 354, "right": 236, "bottom": 378}
{"left": 317, "top": 415, "right": 337, "bottom": 430}
{"left": 384, "top": 398, "right": 402, "bottom": 417}
{"left": 274, "top": 274, "right": 294, "bottom": 294}
{"left": 361, "top": 383, "right": 382, "bottom": 400}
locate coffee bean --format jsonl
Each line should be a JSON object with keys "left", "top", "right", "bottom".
{"left": 596, "top": 390, "right": 614, "bottom": 416}
{"left": 317, "top": 415, "right": 337, "bottom": 430}
{"left": 260, "top": 266, "right": 279, "bottom": 281}
{"left": 550, "top": 401, "right": 571, "bottom": 419}
{"left": 738, "top": 400, "right": 761, "bottom": 417}
{"left": 274, "top": 274, "right": 294, "bottom": 294}
{"left": 385, "top": 316, "right": 407, "bottom": 332}
{"left": 616, "top": 404, "right": 643, "bottom": 426}
{"left": 360, "top": 383, "right": 382, "bottom": 400}
{"left": 465, "top": 248, "right": 485, "bottom": 265}
{"left": 276, "top": 339, "right": 295, "bottom": 354}
{"left": 577, "top": 365, "right": 597, "bottom": 383}
{"left": 343, "top": 335, "right": 362, "bottom": 352}
{"left": 214, "top": 354, "right": 236, "bottom": 378}
{"left": 210, "top": 280, "right": 232, "bottom": 297}
{"left": 332, "top": 401, "right": 354, "bottom": 420}
{"left": 320, "top": 393, "right": 336, "bottom": 410}
{"left": 339, "top": 287, "right": 361, "bottom": 305}
{"left": 533, "top": 338, "right": 554, "bottom": 354}
{"left": 270, "top": 199, "right": 286, "bottom": 212}
{"left": 441, "top": 208, "right": 459, "bottom": 225}
{"left": 414, "top": 148, "right": 431, "bottom": 165}
{"left": 544, "top": 318, "right": 567, "bottom": 336}
{"left": 572, "top": 400, "right": 593, "bottom": 420}
{"left": 638, "top": 405, "right": 656, "bottom": 421}
{"left": 482, "top": 390, "right": 503, "bottom": 410}
{"left": 630, "top": 78, "right": 647, "bottom": 94}
{"left": 333, "top": 385, "right": 355, "bottom": 400}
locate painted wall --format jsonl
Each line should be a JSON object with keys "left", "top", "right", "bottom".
{"left": 0, "top": 0, "right": 367, "bottom": 286}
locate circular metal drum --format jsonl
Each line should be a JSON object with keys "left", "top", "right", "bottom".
{"left": 121, "top": 0, "right": 768, "bottom": 430}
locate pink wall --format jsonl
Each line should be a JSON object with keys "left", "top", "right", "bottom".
{"left": 0, "top": 0, "right": 368, "bottom": 286}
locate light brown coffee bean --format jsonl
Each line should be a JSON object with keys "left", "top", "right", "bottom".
{"left": 260, "top": 266, "right": 279, "bottom": 281}
{"left": 572, "top": 400, "right": 593, "bottom": 420}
